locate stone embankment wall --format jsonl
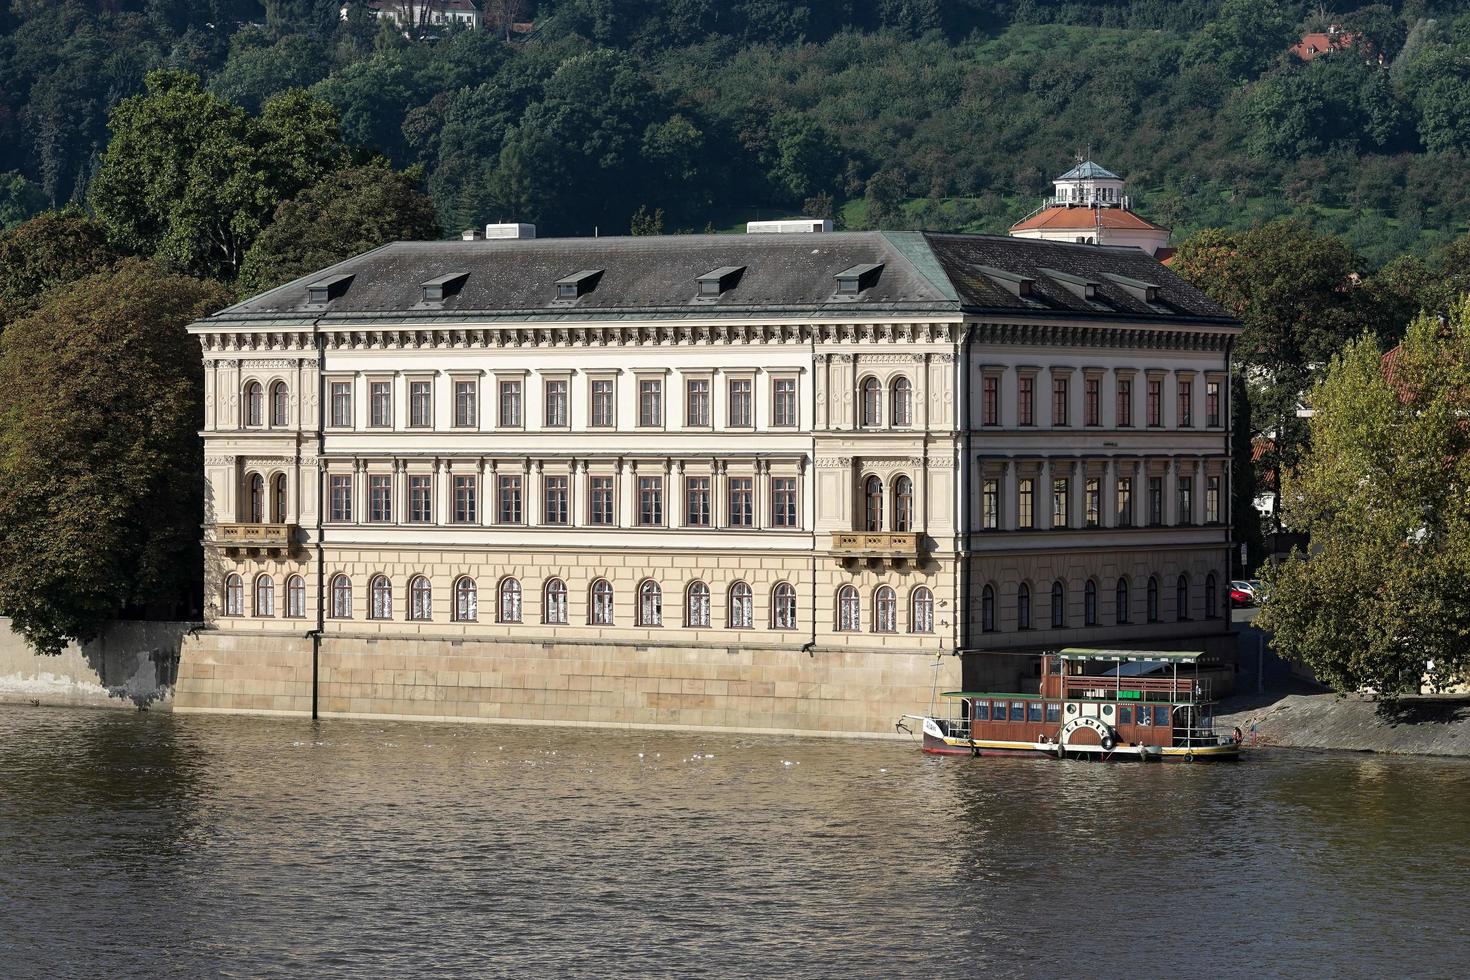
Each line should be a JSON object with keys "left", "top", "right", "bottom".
{"left": 0, "top": 617, "right": 193, "bottom": 708}
{"left": 1219, "top": 693, "right": 1470, "bottom": 757}
{"left": 174, "top": 631, "right": 961, "bottom": 737}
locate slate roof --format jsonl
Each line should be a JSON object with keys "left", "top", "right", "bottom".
{"left": 201, "top": 231, "right": 1235, "bottom": 327}
{"left": 1056, "top": 161, "right": 1120, "bottom": 181}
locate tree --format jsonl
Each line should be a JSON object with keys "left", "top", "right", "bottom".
{"left": 1259, "top": 303, "right": 1470, "bottom": 697}
{"left": 1182, "top": 0, "right": 1295, "bottom": 82}
{"left": 236, "top": 162, "right": 441, "bottom": 295}
{"left": 0, "top": 210, "right": 120, "bottom": 332}
{"left": 629, "top": 204, "right": 664, "bottom": 236}
{"left": 0, "top": 172, "right": 47, "bottom": 231}
{"left": 0, "top": 259, "right": 230, "bottom": 656}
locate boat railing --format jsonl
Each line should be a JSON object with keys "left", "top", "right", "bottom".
{"left": 1174, "top": 725, "right": 1224, "bottom": 747}
{"left": 1055, "top": 674, "right": 1213, "bottom": 703}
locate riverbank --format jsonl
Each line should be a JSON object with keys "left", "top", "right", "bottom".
{"left": 1218, "top": 690, "right": 1470, "bottom": 758}
{"left": 0, "top": 617, "right": 186, "bottom": 709}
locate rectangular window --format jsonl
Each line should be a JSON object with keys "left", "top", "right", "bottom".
{"left": 1148, "top": 476, "right": 1163, "bottom": 526}
{"left": 685, "top": 476, "right": 711, "bottom": 527}
{"left": 543, "top": 475, "right": 568, "bottom": 525}
{"left": 453, "top": 475, "right": 477, "bottom": 524}
{"left": 638, "top": 476, "right": 663, "bottom": 526}
{"left": 1178, "top": 476, "right": 1193, "bottom": 525}
{"left": 1117, "top": 378, "right": 1133, "bottom": 427}
{"left": 1086, "top": 477, "right": 1101, "bottom": 528}
{"left": 497, "top": 475, "right": 522, "bottom": 524}
{"left": 369, "top": 474, "right": 392, "bottom": 522}
{"left": 544, "top": 379, "right": 568, "bottom": 427}
{"left": 983, "top": 376, "right": 1000, "bottom": 426}
{"left": 1178, "top": 380, "right": 1193, "bottom": 427}
{"left": 685, "top": 379, "right": 710, "bottom": 427}
{"left": 369, "top": 381, "right": 391, "bottom": 428}
{"left": 1154, "top": 706, "right": 1170, "bottom": 727}
{"left": 772, "top": 378, "right": 797, "bottom": 427}
{"left": 1052, "top": 376, "right": 1068, "bottom": 426}
{"left": 1207, "top": 381, "right": 1222, "bottom": 427}
{"left": 1052, "top": 478, "right": 1068, "bottom": 528}
{"left": 1010, "top": 702, "right": 1025, "bottom": 722}
{"left": 329, "top": 381, "right": 352, "bottom": 428}
{"left": 1147, "top": 377, "right": 1162, "bottom": 427}
{"left": 1085, "top": 376, "right": 1100, "bottom": 426}
{"left": 409, "top": 475, "right": 432, "bottom": 523}
{"left": 454, "top": 380, "right": 477, "bottom": 428}
{"left": 982, "top": 479, "right": 999, "bottom": 530}
{"left": 728, "top": 378, "right": 753, "bottom": 427}
{"left": 728, "top": 477, "right": 753, "bottom": 527}
{"left": 1018, "top": 478, "right": 1034, "bottom": 529}
{"left": 1018, "top": 375, "right": 1035, "bottom": 426}
{"left": 329, "top": 474, "right": 352, "bottom": 522}
{"left": 1206, "top": 475, "right": 1221, "bottom": 524}
{"left": 591, "top": 379, "right": 614, "bottom": 427}
{"left": 771, "top": 477, "right": 797, "bottom": 528}
{"left": 499, "top": 379, "right": 522, "bottom": 428}
{"left": 1119, "top": 705, "right": 1133, "bottom": 725}
{"left": 590, "top": 476, "right": 614, "bottom": 525}
{"left": 409, "top": 380, "right": 432, "bottom": 428}
{"left": 638, "top": 378, "right": 662, "bottom": 427}
{"left": 973, "top": 702, "right": 989, "bottom": 722}
{"left": 1117, "top": 477, "right": 1133, "bottom": 527}
{"left": 1028, "top": 701, "right": 1043, "bottom": 723}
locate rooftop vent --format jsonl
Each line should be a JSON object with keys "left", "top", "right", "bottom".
{"left": 696, "top": 266, "right": 745, "bottom": 298}
{"left": 306, "top": 273, "right": 354, "bottom": 304}
{"left": 555, "top": 269, "right": 603, "bottom": 299}
{"left": 1039, "top": 267, "right": 1098, "bottom": 301}
{"left": 746, "top": 218, "right": 832, "bottom": 234}
{"left": 461, "top": 228, "right": 484, "bottom": 241}
{"left": 835, "top": 263, "right": 884, "bottom": 295}
{"left": 976, "top": 265, "right": 1035, "bottom": 299}
{"left": 421, "top": 272, "right": 470, "bottom": 303}
{"left": 485, "top": 222, "right": 536, "bottom": 240}
{"left": 1102, "top": 272, "right": 1160, "bottom": 303}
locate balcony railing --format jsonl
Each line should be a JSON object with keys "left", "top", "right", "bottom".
{"left": 829, "top": 532, "right": 919, "bottom": 561}
{"left": 216, "top": 523, "right": 296, "bottom": 550}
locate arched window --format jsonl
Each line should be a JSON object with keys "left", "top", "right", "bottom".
{"left": 837, "top": 585, "right": 860, "bottom": 632}
{"left": 891, "top": 377, "right": 912, "bottom": 426}
{"left": 223, "top": 573, "right": 244, "bottom": 616}
{"left": 454, "top": 577, "right": 478, "bottom": 622}
{"left": 590, "top": 579, "right": 614, "bottom": 625}
{"left": 772, "top": 582, "right": 797, "bottom": 630}
{"left": 1176, "top": 574, "right": 1189, "bottom": 621}
{"left": 686, "top": 581, "right": 711, "bottom": 628}
{"left": 1147, "top": 576, "right": 1159, "bottom": 622}
{"left": 1205, "top": 573, "right": 1218, "bottom": 619}
{"left": 543, "top": 578, "right": 568, "bottom": 624}
{"left": 409, "top": 575, "right": 432, "bottom": 621}
{"left": 1084, "top": 580, "right": 1098, "bottom": 626}
{"left": 254, "top": 574, "right": 274, "bottom": 617}
{"left": 286, "top": 575, "right": 306, "bottom": 618}
{"left": 982, "top": 584, "right": 996, "bottom": 632}
{"left": 1051, "top": 580, "right": 1065, "bottom": 629}
{"left": 244, "top": 381, "right": 264, "bottom": 427}
{"left": 369, "top": 575, "right": 393, "bottom": 620}
{"left": 1018, "top": 583, "right": 1032, "bottom": 630}
{"left": 247, "top": 473, "right": 266, "bottom": 524}
{"left": 498, "top": 577, "right": 522, "bottom": 623}
{"left": 728, "top": 581, "right": 753, "bottom": 628}
{"left": 874, "top": 586, "right": 897, "bottom": 632}
{"left": 893, "top": 476, "right": 913, "bottom": 533}
{"left": 270, "top": 381, "right": 289, "bottom": 427}
{"left": 861, "top": 376, "right": 882, "bottom": 426}
{"left": 1116, "top": 577, "right": 1130, "bottom": 624}
{"left": 271, "top": 473, "right": 287, "bottom": 523}
{"left": 638, "top": 580, "right": 662, "bottom": 626}
{"left": 864, "top": 475, "right": 884, "bottom": 532}
{"left": 910, "top": 586, "right": 934, "bottom": 633}
{"left": 330, "top": 574, "right": 352, "bottom": 619}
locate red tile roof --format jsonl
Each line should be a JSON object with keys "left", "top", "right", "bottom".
{"left": 1290, "top": 30, "right": 1354, "bottom": 61}
{"left": 1009, "top": 206, "right": 1169, "bottom": 234}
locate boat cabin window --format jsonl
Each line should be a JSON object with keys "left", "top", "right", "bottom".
{"left": 993, "top": 701, "right": 1007, "bottom": 720}
{"left": 1154, "top": 706, "right": 1171, "bottom": 727}
{"left": 1028, "top": 702, "right": 1043, "bottom": 723}
{"left": 1010, "top": 702, "right": 1025, "bottom": 722}
{"left": 1137, "top": 708, "right": 1151, "bottom": 727}
{"left": 1119, "top": 705, "right": 1132, "bottom": 725}
{"left": 1046, "top": 703, "right": 1061, "bottom": 723}
{"left": 973, "top": 701, "right": 989, "bottom": 721}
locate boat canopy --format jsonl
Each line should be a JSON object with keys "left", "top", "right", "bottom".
{"left": 1055, "top": 648, "right": 1203, "bottom": 664}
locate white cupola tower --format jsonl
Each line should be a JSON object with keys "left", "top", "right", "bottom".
{"left": 1009, "top": 157, "right": 1172, "bottom": 259}
{"left": 1050, "top": 160, "right": 1128, "bottom": 208}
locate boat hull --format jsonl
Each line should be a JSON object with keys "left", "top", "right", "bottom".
{"left": 919, "top": 727, "right": 1240, "bottom": 762}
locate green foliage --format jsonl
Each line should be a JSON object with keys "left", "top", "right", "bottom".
{"left": 1259, "top": 302, "right": 1470, "bottom": 696}
{"left": 0, "top": 259, "right": 231, "bottom": 656}
{"left": 629, "top": 204, "right": 665, "bottom": 236}
{"left": 236, "top": 162, "right": 441, "bottom": 295}
{"left": 0, "top": 210, "right": 120, "bottom": 331}
{"left": 209, "top": 34, "right": 331, "bottom": 112}
{"left": 1182, "top": 0, "right": 1294, "bottom": 82}
{"left": 0, "top": 172, "right": 46, "bottom": 230}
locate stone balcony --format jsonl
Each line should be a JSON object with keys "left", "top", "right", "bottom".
{"left": 215, "top": 523, "right": 298, "bottom": 557}
{"left": 829, "top": 532, "right": 921, "bottom": 569}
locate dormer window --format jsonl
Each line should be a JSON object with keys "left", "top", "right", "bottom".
{"left": 421, "top": 272, "right": 469, "bottom": 303}
{"left": 555, "top": 269, "right": 603, "bottom": 299}
{"left": 1103, "top": 272, "right": 1161, "bottom": 303}
{"left": 976, "top": 265, "right": 1035, "bottom": 299}
{"left": 1040, "top": 268, "right": 1099, "bottom": 301}
{"left": 835, "top": 263, "right": 883, "bottom": 295}
{"left": 696, "top": 266, "right": 744, "bottom": 298}
{"left": 307, "top": 273, "right": 354, "bottom": 304}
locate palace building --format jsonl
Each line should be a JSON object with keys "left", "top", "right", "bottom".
{"left": 1009, "top": 160, "right": 1173, "bottom": 259}
{"left": 175, "top": 227, "right": 1240, "bottom": 735}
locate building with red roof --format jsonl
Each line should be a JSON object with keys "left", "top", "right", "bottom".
{"left": 1009, "top": 160, "right": 1172, "bottom": 258}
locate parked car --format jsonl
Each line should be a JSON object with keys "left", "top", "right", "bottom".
{"left": 1231, "top": 579, "right": 1255, "bottom": 598}
{"left": 1247, "top": 579, "right": 1271, "bottom": 604}
{"left": 1229, "top": 585, "right": 1254, "bottom": 608}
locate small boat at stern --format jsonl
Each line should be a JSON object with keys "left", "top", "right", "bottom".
{"left": 902, "top": 648, "right": 1241, "bottom": 762}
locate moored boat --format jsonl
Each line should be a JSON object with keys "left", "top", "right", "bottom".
{"left": 901, "top": 648, "right": 1241, "bottom": 762}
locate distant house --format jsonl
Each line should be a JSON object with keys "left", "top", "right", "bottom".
{"left": 1290, "top": 26, "right": 1356, "bottom": 61}
{"left": 350, "top": 0, "right": 483, "bottom": 30}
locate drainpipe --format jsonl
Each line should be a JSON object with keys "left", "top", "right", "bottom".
{"left": 310, "top": 326, "right": 327, "bottom": 720}
{"left": 957, "top": 323, "right": 971, "bottom": 660}
{"left": 808, "top": 323, "right": 818, "bottom": 658}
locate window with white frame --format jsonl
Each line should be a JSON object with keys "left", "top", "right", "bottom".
{"left": 330, "top": 574, "right": 352, "bottom": 618}
{"left": 638, "top": 580, "right": 662, "bottom": 626}
{"left": 499, "top": 379, "right": 523, "bottom": 428}
{"left": 286, "top": 575, "right": 306, "bottom": 618}
{"left": 638, "top": 475, "right": 663, "bottom": 526}
{"left": 728, "top": 582, "right": 753, "bottom": 628}
{"left": 772, "top": 583, "right": 797, "bottom": 630}
{"left": 686, "top": 378, "right": 710, "bottom": 427}
{"left": 728, "top": 378, "right": 753, "bottom": 427}
{"left": 223, "top": 573, "right": 244, "bottom": 616}
{"left": 498, "top": 577, "right": 522, "bottom": 623}
{"left": 686, "top": 581, "right": 710, "bottom": 627}
{"left": 409, "top": 576, "right": 432, "bottom": 621}
{"left": 329, "top": 474, "right": 352, "bottom": 522}
{"left": 544, "top": 379, "right": 568, "bottom": 427}
{"left": 686, "top": 476, "right": 710, "bottom": 527}
{"left": 409, "top": 475, "right": 432, "bottom": 523}
{"left": 329, "top": 381, "right": 352, "bottom": 427}
{"left": 910, "top": 587, "right": 934, "bottom": 633}
{"left": 454, "top": 379, "right": 477, "bottom": 428}
{"left": 497, "top": 474, "right": 523, "bottom": 524}
{"left": 454, "top": 577, "right": 478, "bottom": 622}
{"left": 728, "top": 477, "right": 752, "bottom": 527}
{"left": 837, "top": 585, "right": 860, "bottom": 632}
{"left": 638, "top": 378, "right": 662, "bottom": 427}
{"left": 590, "top": 378, "right": 615, "bottom": 427}
{"left": 544, "top": 475, "right": 568, "bottom": 525}
{"left": 874, "top": 586, "right": 897, "bottom": 632}
{"left": 369, "top": 575, "right": 393, "bottom": 620}
{"left": 773, "top": 377, "right": 797, "bottom": 427}
{"left": 369, "top": 381, "right": 391, "bottom": 427}
{"left": 409, "top": 380, "right": 432, "bottom": 427}
{"left": 590, "top": 579, "right": 614, "bottom": 625}
{"left": 771, "top": 477, "right": 797, "bottom": 528}
{"left": 543, "top": 578, "right": 568, "bottom": 624}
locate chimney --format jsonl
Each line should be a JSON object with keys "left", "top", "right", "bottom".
{"left": 485, "top": 222, "right": 537, "bottom": 240}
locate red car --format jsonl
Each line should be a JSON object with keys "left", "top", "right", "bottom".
{"left": 1229, "top": 586, "right": 1253, "bottom": 608}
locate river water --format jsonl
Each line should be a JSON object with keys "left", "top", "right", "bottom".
{"left": 1, "top": 706, "right": 1467, "bottom": 978}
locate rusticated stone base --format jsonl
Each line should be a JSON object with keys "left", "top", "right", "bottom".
{"left": 174, "top": 631, "right": 962, "bottom": 737}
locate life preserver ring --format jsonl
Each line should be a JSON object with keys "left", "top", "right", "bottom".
{"left": 1100, "top": 733, "right": 1116, "bottom": 752}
